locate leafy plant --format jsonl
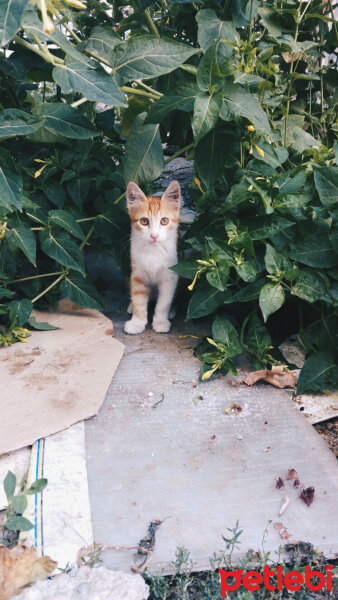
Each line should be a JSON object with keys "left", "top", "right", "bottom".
{"left": 1, "top": 470, "right": 47, "bottom": 547}
{"left": 0, "top": 0, "right": 337, "bottom": 390}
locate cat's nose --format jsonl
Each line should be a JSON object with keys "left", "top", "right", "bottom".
{"left": 151, "top": 233, "right": 159, "bottom": 240}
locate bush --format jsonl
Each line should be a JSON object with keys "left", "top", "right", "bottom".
{"left": 0, "top": 0, "right": 337, "bottom": 390}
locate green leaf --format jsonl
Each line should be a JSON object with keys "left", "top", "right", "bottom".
{"left": 223, "top": 179, "right": 250, "bottom": 210}
{"left": 249, "top": 216, "right": 294, "bottom": 240}
{"left": 195, "top": 128, "right": 232, "bottom": 188}
{"left": 112, "top": 35, "right": 198, "bottom": 84}
{"left": 264, "top": 243, "right": 291, "bottom": 274}
{"left": 289, "top": 235, "right": 338, "bottom": 268}
{"left": 0, "top": 109, "right": 43, "bottom": 138}
{"left": 187, "top": 283, "right": 225, "bottom": 319}
{"left": 206, "top": 260, "right": 229, "bottom": 291}
{"left": 278, "top": 170, "right": 306, "bottom": 195}
{"left": 95, "top": 205, "right": 130, "bottom": 241}
{"left": 235, "top": 260, "right": 260, "bottom": 282}
{"left": 229, "top": 278, "right": 266, "bottom": 303}
{"left": 8, "top": 298, "right": 33, "bottom": 327}
{"left": 170, "top": 258, "right": 198, "bottom": 279}
{"left": 4, "top": 471, "right": 16, "bottom": 502}
{"left": 27, "top": 316, "right": 59, "bottom": 330}
{"left": 53, "top": 60, "right": 126, "bottom": 107}
{"left": 7, "top": 222, "right": 36, "bottom": 266}
{"left": 259, "top": 283, "right": 285, "bottom": 322}
{"left": 297, "top": 352, "right": 335, "bottom": 394}
{"left": 258, "top": 6, "right": 282, "bottom": 37}
{"left": 212, "top": 315, "right": 242, "bottom": 354}
{"left": 0, "top": 166, "right": 22, "bottom": 212}
{"left": 40, "top": 230, "right": 85, "bottom": 274}
{"left": 291, "top": 268, "right": 329, "bottom": 303}
{"left": 0, "top": 0, "right": 29, "bottom": 46}
{"left": 32, "top": 104, "right": 100, "bottom": 140}
{"left": 84, "top": 26, "right": 122, "bottom": 64}
{"left": 313, "top": 166, "right": 338, "bottom": 210}
{"left": 192, "top": 92, "right": 222, "bottom": 143}
{"left": 0, "top": 287, "right": 14, "bottom": 299}
{"left": 197, "top": 42, "right": 227, "bottom": 92}
{"left": 196, "top": 9, "right": 236, "bottom": 53}
{"left": 5, "top": 516, "right": 33, "bottom": 532}
{"left": 61, "top": 272, "right": 104, "bottom": 311}
{"left": 252, "top": 142, "right": 288, "bottom": 168}
{"left": 10, "top": 494, "right": 27, "bottom": 514}
{"left": 246, "top": 314, "right": 271, "bottom": 352}
{"left": 221, "top": 83, "right": 271, "bottom": 134}
{"left": 0, "top": 241, "right": 16, "bottom": 279}
{"left": 26, "top": 477, "right": 48, "bottom": 495}
{"left": 48, "top": 209, "right": 85, "bottom": 240}
{"left": 123, "top": 112, "right": 164, "bottom": 185}
{"left": 66, "top": 177, "right": 90, "bottom": 210}
{"left": 145, "top": 83, "right": 197, "bottom": 124}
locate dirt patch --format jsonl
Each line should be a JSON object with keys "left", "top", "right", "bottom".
{"left": 314, "top": 418, "right": 338, "bottom": 458}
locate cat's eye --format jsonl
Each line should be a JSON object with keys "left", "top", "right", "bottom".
{"left": 140, "top": 217, "right": 149, "bottom": 226}
{"left": 160, "top": 217, "right": 169, "bottom": 225}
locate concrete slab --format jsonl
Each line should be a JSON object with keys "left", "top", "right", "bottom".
{"left": 84, "top": 255, "right": 338, "bottom": 572}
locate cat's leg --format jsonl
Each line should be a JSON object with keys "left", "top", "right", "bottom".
{"left": 124, "top": 274, "right": 150, "bottom": 334}
{"left": 152, "top": 271, "right": 178, "bottom": 333}
{"left": 127, "top": 301, "right": 132, "bottom": 314}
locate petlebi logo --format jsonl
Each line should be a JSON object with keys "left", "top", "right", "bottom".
{"left": 219, "top": 564, "right": 334, "bottom": 596}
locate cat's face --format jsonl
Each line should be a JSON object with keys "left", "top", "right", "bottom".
{"left": 126, "top": 181, "right": 180, "bottom": 245}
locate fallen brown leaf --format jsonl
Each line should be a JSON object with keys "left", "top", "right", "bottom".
{"left": 300, "top": 487, "right": 315, "bottom": 507}
{"left": 0, "top": 543, "right": 56, "bottom": 600}
{"left": 274, "top": 522, "right": 292, "bottom": 540}
{"left": 286, "top": 468, "right": 299, "bottom": 481}
{"left": 263, "top": 446, "right": 272, "bottom": 453}
{"left": 243, "top": 365, "right": 297, "bottom": 389}
{"left": 276, "top": 477, "right": 285, "bottom": 489}
{"left": 293, "top": 479, "right": 304, "bottom": 488}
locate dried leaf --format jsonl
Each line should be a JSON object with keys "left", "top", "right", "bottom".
{"left": 232, "top": 403, "right": 242, "bottom": 413}
{"left": 274, "top": 522, "right": 292, "bottom": 540}
{"left": 293, "top": 479, "right": 304, "bottom": 488}
{"left": 243, "top": 365, "right": 297, "bottom": 389}
{"left": 286, "top": 468, "right": 299, "bottom": 480}
{"left": 300, "top": 486, "right": 315, "bottom": 507}
{"left": 263, "top": 446, "right": 272, "bottom": 452}
{"left": 0, "top": 543, "right": 57, "bottom": 600}
{"left": 279, "top": 495, "right": 290, "bottom": 516}
{"left": 276, "top": 477, "right": 285, "bottom": 489}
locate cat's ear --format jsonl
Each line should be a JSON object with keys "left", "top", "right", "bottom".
{"left": 162, "top": 180, "right": 181, "bottom": 207}
{"left": 126, "top": 182, "right": 147, "bottom": 209}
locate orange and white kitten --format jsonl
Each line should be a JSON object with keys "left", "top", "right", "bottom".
{"left": 124, "top": 180, "right": 180, "bottom": 335}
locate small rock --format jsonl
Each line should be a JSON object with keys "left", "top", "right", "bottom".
{"left": 147, "top": 392, "right": 153, "bottom": 397}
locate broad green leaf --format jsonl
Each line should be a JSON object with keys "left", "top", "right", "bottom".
{"left": 313, "top": 166, "right": 338, "bottom": 210}
{"left": 232, "top": 0, "right": 258, "bottom": 27}
{"left": 28, "top": 316, "right": 59, "bottom": 330}
{"left": 291, "top": 268, "right": 329, "bottom": 303}
{"left": 5, "top": 516, "right": 34, "bottom": 531}
{"left": 290, "top": 127, "right": 319, "bottom": 153}
{"left": 277, "top": 170, "right": 306, "bottom": 195}
{"left": 246, "top": 314, "right": 271, "bottom": 352}
{"left": 7, "top": 222, "right": 36, "bottom": 265}
{"left": 259, "top": 283, "right": 284, "bottom": 321}
{"left": 187, "top": 283, "right": 225, "bottom": 319}
{"left": 252, "top": 142, "right": 288, "bottom": 168}
{"left": 0, "top": 0, "right": 29, "bottom": 46}
{"left": 8, "top": 298, "right": 33, "bottom": 327}
{"left": 264, "top": 243, "right": 291, "bottom": 274}
{"left": 32, "top": 104, "right": 100, "bottom": 140}
{"left": 195, "top": 128, "right": 232, "bottom": 188}
{"left": 112, "top": 35, "right": 198, "bottom": 84}
{"left": 206, "top": 260, "right": 229, "bottom": 291}
{"left": 0, "top": 287, "right": 14, "bottom": 299}
{"left": 40, "top": 230, "right": 85, "bottom": 274}
{"left": 61, "top": 272, "right": 104, "bottom": 310}
{"left": 212, "top": 315, "right": 242, "bottom": 354}
{"left": 258, "top": 6, "right": 282, "bottom": 37}
{"left": 53, "top": 60, "right": 126, "bottom": 106}
{"left": 289, "top": 235, "right": 338, "bottom": 268}
{"left": 229, "top": 278, "right": 266, "bottom": 303}
{"left": 48, "top": 209, "right": 84, "bottom": 240}
{"left": 221, "top": 83, "right": 271, "bottom": 134}
{"left": 66, "top": 177, "right": 90, "bottom": 210}
{"left": 123, "top": 113, "right": 164, "bottom": 185}
{"left": 249, "top": 216, "right": 294, "bottom": 240}
{"left": 223, "top": 179, "right": 250, "bottom": 210}
{"left": 196, "top": 9, "right": 236, "bottom": 52}
{"left": 11, "top": 494, "right": 27, "bottom": 514}
{"left": 235, "top": 260, "right": 260, "bottom": 282}
{"left": 297, "top": 352, "right": 335, "bottom": 394}
{"left": 95, "top": 205, "right": 130, "bottom": 241}
{"left": 0, "top": 109, "right": 43, "bottom": 138}
{"left": 4, "top": 471, "right": 16, "bottom": 502}
{"left": 0, "top": 241, "right": 16, "bottom": 279}
{"left": 84, "top": 26, "right": 122, "bottom": 64}
{"left": 0, "top": 166, "right": 22, "bottom": 212}
{"left": 145, "top": 83, "right": 197, "bottom": 124}
{"left": 26, "top": 477, "right": 48, "bottom": 494}
{"left": 192, "top": 92, "right": 222, "bottom": 143}
{"left": 170, "top": 258, "right": 198, "bottom": 279}
{"left": 197, "top": 42, "right": 228, "bottom": 92}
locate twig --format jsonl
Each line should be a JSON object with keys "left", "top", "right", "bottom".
{"left": 152, "top": 393, "right": 164, "bottom": 408}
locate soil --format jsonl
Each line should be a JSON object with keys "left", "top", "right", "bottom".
{"left": 314, "top": 418, "right": 338, "bottom": 458}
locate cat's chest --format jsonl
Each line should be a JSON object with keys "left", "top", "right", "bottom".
{"left": 131, "top": 240, "right": 177, "bottom": 282}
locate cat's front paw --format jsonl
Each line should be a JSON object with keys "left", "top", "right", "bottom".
{"left": 124, "top": 319, "right": 146, "bottom": 334}
{"left": 152, "top": 319, "right": 171, "bottom": 333}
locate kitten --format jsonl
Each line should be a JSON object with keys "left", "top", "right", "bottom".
{"left": 124, "top": 180, "right": 180, "bottom": 335}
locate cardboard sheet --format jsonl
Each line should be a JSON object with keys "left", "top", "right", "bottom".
{"left": 0, "top": 299, "right": 124, "bottom": 455}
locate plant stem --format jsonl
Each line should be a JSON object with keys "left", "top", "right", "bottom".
{"left": 31, "top": 227, "right": 46, "bottom": 230}
{"left": 327, "top": 0, "right": 338, "bottom": 41}
{"left": 79, "top": 224, "right": 95, "bottom": 250}
{"left": 6, "top": 272, "right": 63, "bottom": 285}
{"left": 14, "top": 36, "right": 64, "bottom": 65}
{"left": 26, "top": 212, "right": 48, "bottom": 227}
{"left": 120, "top": 86, "right": 159, "bottom": 100}
{"left": 114, "top": 191, "right": 126, "bottom": 204}
{"left": 84, "top": 49, "right": 112, "bottom": 68}
{"left": 248, "top": 0, "right": 254, "bottom": 43}
{"left": 144, "top": 8, "right": 160, "bottom": 39}
{"left": 32, "top": 273, "right": 65, "bottom": 303}
{"left": 165, "top": 142, "right": 194, "bottom": 164}
{"left": 62, "top": 21, "right": 82, "bottom": 43}
{"left": 76, "top": 216, "right": 98, "bottom": 223}
{"left": 137, "top": 81, "right": 162, "bottom": 98}
{"left": 71, "top": 97, "right": 88, "bottom": 108}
